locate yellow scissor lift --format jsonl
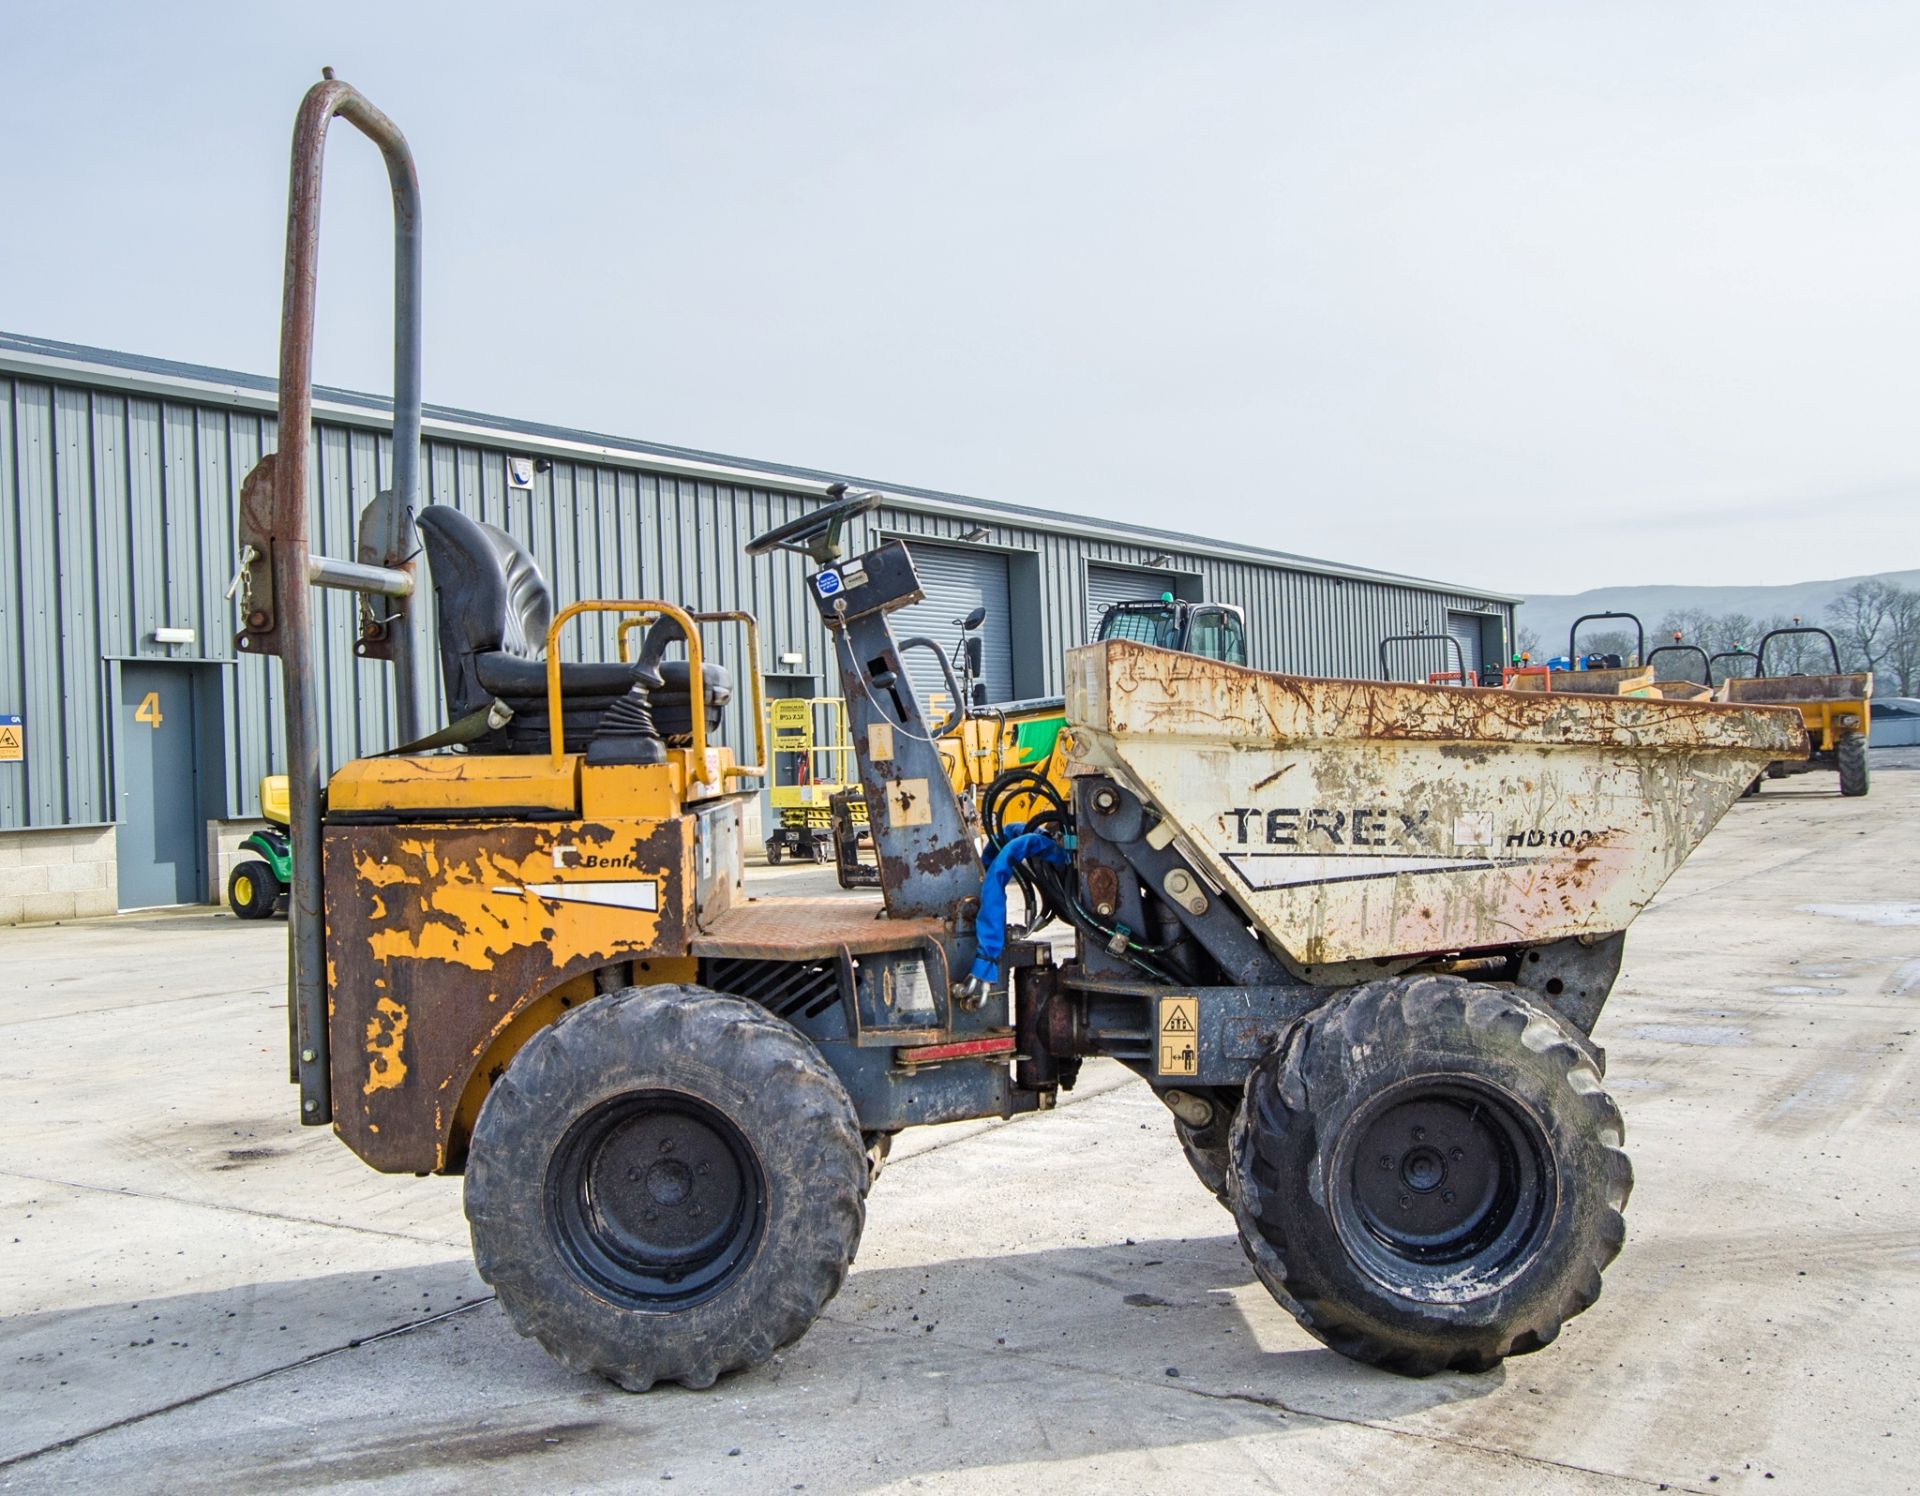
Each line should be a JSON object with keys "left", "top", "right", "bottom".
{"left": 764, "top": 696, "right": 867, "bottom": 864}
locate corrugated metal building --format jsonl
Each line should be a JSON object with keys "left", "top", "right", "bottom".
{"left": 0, "top": 332, "right": 1517, "bottom": 918}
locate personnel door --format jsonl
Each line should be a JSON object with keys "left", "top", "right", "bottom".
{"left": 117, "top": 663, "right": 209, "bottom": 908}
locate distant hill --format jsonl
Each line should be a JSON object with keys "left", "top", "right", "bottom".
{"left": 1518, "top": 569, "right": 1920, "bottom": 655}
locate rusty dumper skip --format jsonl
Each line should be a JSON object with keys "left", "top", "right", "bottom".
{"left": 244, "top": 75, "right": 1809, "bottom": 1392}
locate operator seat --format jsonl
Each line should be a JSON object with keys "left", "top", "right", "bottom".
{"left": 414, "top": 505, "right": 729, "bottom": 757}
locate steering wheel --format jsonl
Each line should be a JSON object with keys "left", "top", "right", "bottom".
{"left": 745, "top": 482, "right": 881, "bottom": 563}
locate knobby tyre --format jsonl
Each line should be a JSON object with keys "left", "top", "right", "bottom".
{"left": 465, "top": 985, "right": 866, "bottom": 1391}
{"left": 1229, "top": 975, "right": 1631, "bottom": 1376}
{"left": 1837, "top": 733, "right": 1869, "bottom": 798}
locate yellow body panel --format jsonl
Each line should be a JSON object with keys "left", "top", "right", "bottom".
{"left": 330, "top": 753, "right": 582, "bottom": 815}
{"left": 1794, "top": 700, "right": 1871, "bottom": 752}
{"left": 1721, "top": 673, "right": 1872, "bottom": 753}
{"left": 324, "top": 808, "right": 705, "bottom": 1171}
{"left": 580, "top": 749, "right": 737, "bottom": 820}
{"left": 328, "top": 747, "right": 736, "bottom": 822}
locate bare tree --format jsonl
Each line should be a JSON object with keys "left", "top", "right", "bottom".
{"left": 1576, "top": 630, "right": 1639, "bottom": 665}
{"left": 1826, "top": 581, "right": 1899, "bottom": 680}
{"left": 1880, "top": 586, "right": 1920, "bottom": 696}
{"left": 1656, "top": 607, "right": 1721, "bottom": 653}
{"left": 1647, "top": 589, "right": 1919, "bottom": 693}
{"left": 1514, "top": 626, "right": 1542, "bottom": 663}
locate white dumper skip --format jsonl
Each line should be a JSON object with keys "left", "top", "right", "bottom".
{"left": 1064, "top": 640, "right": 1808, "bottom": 971}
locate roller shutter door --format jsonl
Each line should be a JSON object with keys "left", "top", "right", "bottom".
{"left": 1086, "top": 563, "right": 1170, "bottom": 642}
{"left": 1445, "top": 612, "right": 1484, "bottom": 682}
{"left": 895, "top": 542, "right": 1015, "bottom": 709}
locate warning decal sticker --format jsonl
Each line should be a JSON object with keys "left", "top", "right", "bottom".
{"left": 1157, "top": 995, "right": 1198, "bottom": 1077}
{"left": 0, "top": 715, "right": 20, "bottom": 763}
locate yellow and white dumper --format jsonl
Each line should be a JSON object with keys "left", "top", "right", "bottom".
{"left": 249, "top": 75, "right": 1810, "bottom": 1394}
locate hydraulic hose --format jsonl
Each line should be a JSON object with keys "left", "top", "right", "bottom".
{"left": 968, "top": 832, "right": 1073, "bottom": 989}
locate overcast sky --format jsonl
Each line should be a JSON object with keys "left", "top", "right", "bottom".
{"left": 4, "top": 2, "right": 1916, "bottom": 595}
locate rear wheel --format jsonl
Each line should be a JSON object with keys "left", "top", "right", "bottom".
{"left": 1838, "top": 733, "right": 1869, "bottom": 797}
{"left": 228, "top": 860, "right": 280, "bottom": 920}
{"left": 1230, "top": 975, "right": 1630, "bottom": 1376}
{"left": 766, "top": 841, "right": 784, "bottom": 865}
{"left": 465, "top": 986, "right": 866, "bottom": 1391}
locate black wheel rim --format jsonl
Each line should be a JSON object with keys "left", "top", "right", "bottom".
{"left": 547, "top": 1091, "right": 765, "bottom": 1309}
{"left": 1330, "top": 1076, "right": 1553, "bottom": 1299}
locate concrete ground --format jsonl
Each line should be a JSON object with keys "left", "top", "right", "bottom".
{"left": 3, "top": 756, "right": 1916, "bottom": 1494}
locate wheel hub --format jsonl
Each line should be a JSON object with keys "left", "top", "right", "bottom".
{"left": 1335, "top": 1079, "right": 1552, "bottom": 1296}
{"left": 550, "top": 1092, "right": 765, "bottom": 1308}
{"left": 1399, "top": 1144, "right": 1445, "bottom": 1193}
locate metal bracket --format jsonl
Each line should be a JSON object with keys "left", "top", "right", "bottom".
{"left": 1079, "top": 777, "right": 1291, "bottom": 986}
{"left": 233, "top": 456, "right": 283, "bottom": 657}
{"left": 352, "top": 487, "right": 418, "bottom": 661}
{"left": 1513, "top": 931, "right": 1626, "bottom": 1034}
{"left": 837, "top": 939, "right": 954, "bottom": 1048}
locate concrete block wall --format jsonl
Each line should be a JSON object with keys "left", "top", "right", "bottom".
{"left": 207, "top": 820, "right": 272, "bottom": 905}
{"left": 0, "top": 827, "right": 118, "bottom": 924}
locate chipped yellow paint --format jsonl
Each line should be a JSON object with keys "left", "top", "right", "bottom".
{"left": 350, "top": 829, "right": 674, "bottom": 973}
{"left": 321, "top": 768, "right": 715, "bottom": 1173}
{"left": 353, "top": 858, "right": 411, "bottom": 888}
{"left": 364, "top": 996, "right": 409, "bottom": 1094}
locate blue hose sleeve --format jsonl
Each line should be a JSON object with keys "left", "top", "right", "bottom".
{"left": 970, "top": 833, "right": 1072, "bottom": 986}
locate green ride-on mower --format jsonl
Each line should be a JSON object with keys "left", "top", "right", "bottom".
{"left": 227, "top": 774, "right": 291, "bottom": 920}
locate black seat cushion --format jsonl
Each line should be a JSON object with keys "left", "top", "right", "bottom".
{"left": 415, "top": 505, "right": 732, "bottom": 752}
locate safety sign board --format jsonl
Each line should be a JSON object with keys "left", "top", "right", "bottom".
{"left": 0, "top": 714, "right": 20, "bottom": 763}
{"left": 1157, "top": 995, "right": 1198, "bottom": 1076}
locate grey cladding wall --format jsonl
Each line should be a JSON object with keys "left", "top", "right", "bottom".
{"left": 0, "top": 354, "right": 1513, "bottom": 832}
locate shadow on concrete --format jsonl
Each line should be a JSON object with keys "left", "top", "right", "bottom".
{"left": 6, "top": 1234, "right": 1504, "bottom": 1490}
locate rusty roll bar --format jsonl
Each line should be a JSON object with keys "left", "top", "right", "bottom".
{"left": 275, "top": 71, "right": 425, "bottom": 1127}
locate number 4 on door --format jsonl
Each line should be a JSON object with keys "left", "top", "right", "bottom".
{"left": 134, "top": 691, "right": 163, "bottom": 728}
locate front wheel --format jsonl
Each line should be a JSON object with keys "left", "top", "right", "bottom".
{"left": 1838, "top": 733, "right": 1869, "bottom": 797}
{"left": 465, "top": 986, "right": 867, "bottom": 1391}
{"left": 1230, "top": 976, "right": 1631, "bottom": 1376}
{"left": 228, "top": 860, "right": 280, "bottom": 919}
